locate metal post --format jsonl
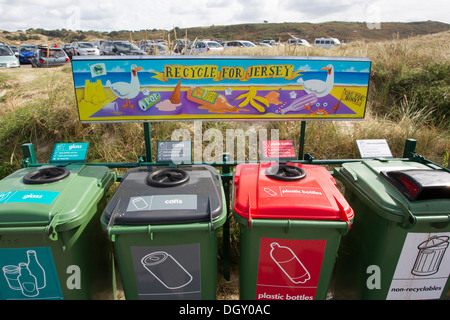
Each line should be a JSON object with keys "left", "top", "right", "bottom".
{"left": 222, "top": 153, "right": 231, "bottom": 281}
{"left": 402, "top": 138, "right": 417, "bottom": 159}
{"left": 298, "top": 121, "right": 307, "bottom": 160}
{"left": 21, "top": 143, "right": 37, "bottom": 167}
{"left": 143, "top": 122, "right": 152, "bottom": 162}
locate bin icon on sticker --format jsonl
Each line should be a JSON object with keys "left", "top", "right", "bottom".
{"left": 412, "top": 236, "right": 449, "bottom": 276}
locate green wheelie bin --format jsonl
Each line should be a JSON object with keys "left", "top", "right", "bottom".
{"left": 333, "top": 159, "right": 450, "bottom": 300}
{"left": 0, "top": 165, "right": 115, "bottom": 300}
{"left": 102, "top": 165, "right": 226, "bottom": 300}
{"left": 232, "top": 162, "right": 354, "bottom": 300}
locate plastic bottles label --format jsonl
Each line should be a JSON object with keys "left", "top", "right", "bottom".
{"left": 255, "top": 238, "right": 326, "bottom": 300}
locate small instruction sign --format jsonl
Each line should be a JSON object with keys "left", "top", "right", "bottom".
{"left": 261, "top": 140, "right": 296, "bottom": 160}
{"left": 50, "top": 143, "right": 89, "bottom": 163}
{"left": 356, "top": 139, "right": 393, "bottom": 159}
{"left": 156, "top": 141, "right": 192, "bottom": 164}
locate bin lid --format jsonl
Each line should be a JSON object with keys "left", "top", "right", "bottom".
{"left": 0, "top": 165, "right": 114, "bottom": 228}
{"left": 102, "top": 165, "right": 223, "bottom": 226}
{"left": 232, "top": 162, "right": 353, "bottom": 221}
{"left": 336, "top": 160, "right": 450, "bottom": 218}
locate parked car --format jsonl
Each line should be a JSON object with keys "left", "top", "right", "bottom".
{"left": 0, "top": 44, "right": 20, "bottom": 68}
{"left": 140, "top": 43, "right": 171, "bottom": 55}
{"left": 100, "top": 41, "right": 147, "bottom": 55}
{"left": 223, "top": 40, "right": 256, "bottom": 49}
{"left": 62, "top": 44, "right": 74, "bottom": 60}
{"left": 92, "top": 40, "right": 105, "bottom": 49}
{"left": 172, "top": 39, "right": 192, "bottom": 54}
{"left": 183, "top": 40, "right": 223, "bottom": 54}
{"left": 314, "top": 38, "right": 341, "bottom": 49}
{"left": 9, "top": 45, "right": 19, "bottom": 54}
{"left": 71, "top": 42, "right": 100, "bottom": 56}
{"left": 256, "top": 42, "right": 272, "bottom": 47}
{"left": 18, "top": 45, "right": 36, "bottom": 64}
{"left": 30, "top": 46, "right": 70, "bottom": 68}
{"left": 286, "top": 38, "right": 312, "bottom": 47}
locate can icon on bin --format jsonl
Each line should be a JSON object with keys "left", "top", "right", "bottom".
{"left": 141, "top": 251, "right": 193, "bottom": 290}
{"left": 412, "top": 236, "right": 449, "bottom": 276}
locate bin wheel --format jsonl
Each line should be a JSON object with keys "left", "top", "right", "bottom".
{"left": 23, "top": 167, "right": 70, "bottom": 184}
{"left": 265, "top": 164, "right": 306, "bottom": 181}
{"left": 146, "top": 168, "right": 190, "bottom": 187}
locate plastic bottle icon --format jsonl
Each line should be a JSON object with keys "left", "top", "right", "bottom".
{"left": 18, "top": 263, "right": 39, "bottom": 297}
{"left": 270, "top": 242, "right": 310, "bottom": 284}
{"left": 26, "top": 250, "right": 46, "bottom": 289}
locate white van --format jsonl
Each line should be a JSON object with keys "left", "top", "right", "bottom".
{"left": 314, "top": 38, "right": 341, "bottom": 49}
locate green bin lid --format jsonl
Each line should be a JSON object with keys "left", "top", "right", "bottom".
{"left": 336, "top": 160, "right": 450, "bottom": 220}
{"left": 0, "top": 165, "right": 114, "bottom": 229}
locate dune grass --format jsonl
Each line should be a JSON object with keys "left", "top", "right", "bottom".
{"left": 0, "top": 32, "right": 449, "bottom": 179}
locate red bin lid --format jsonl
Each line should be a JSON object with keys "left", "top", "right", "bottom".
{"left": 233, "top": 162, "right": 353, "bottom": 222}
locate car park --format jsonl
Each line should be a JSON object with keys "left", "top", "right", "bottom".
{"left": 100, "top": 41, "right": 147, "bottom": 55}
{"left": 223, "top": 40, "right": 256, "bottom": 49}
{"left": 30, "top": 46, "right": 70, "bottom": 68}
{"left": 0, "top": 44, "right": 20, "bottom": 68}
{"left": 314, "top": 38, "right": 341, "bottom": 48}
{"left": 71, "top": 42, "right": 100, "bottom": 56}
{"left": 286, "top": 38, "right": 312, "bottom": 47}
{"left": 184, "top": 40, "right": 223, "bottom": 54}
{"left": 18, "top": 45, "right": 36, "bottom": 64}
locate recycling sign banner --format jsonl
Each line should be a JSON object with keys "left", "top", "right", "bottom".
{"left": 71, "top": 56, "right": 371, "bottom": 122}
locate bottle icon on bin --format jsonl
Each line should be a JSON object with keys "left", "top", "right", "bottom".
{"left": 270, "top": 242, "right": 310, "bottom": 284}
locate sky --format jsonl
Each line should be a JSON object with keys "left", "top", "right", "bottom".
{"left": 0, "top": 0, "right": 449, "bottom": 32}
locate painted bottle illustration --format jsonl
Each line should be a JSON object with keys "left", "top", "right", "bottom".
{"left": 187, "top": 86, "right": 237, "bottom": 113}
{"left": 18, "top": 263, "right": 39, "bottom": 297}
{"left": 27, "top": 250, "right": 46, "bottom": 289}
{"left": 141, "top": 251, "right": 193, "bottom": 290}
{"left": 412, "top": 236, "right": 449, "bottom": 276}
{"left": 270, "top": 242, "right": 310, "bottom": 284}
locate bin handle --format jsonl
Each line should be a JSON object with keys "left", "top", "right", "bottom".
{"left": 387, "top": 191, "right": 450, "bottom": 228}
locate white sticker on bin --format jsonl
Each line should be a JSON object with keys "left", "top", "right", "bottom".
{"left": 126, "top": 195, "right": 197, "bottom": 212}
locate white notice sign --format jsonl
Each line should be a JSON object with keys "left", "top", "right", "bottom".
{"left": 356, "top": 139, "right": 393, "bottom": 159}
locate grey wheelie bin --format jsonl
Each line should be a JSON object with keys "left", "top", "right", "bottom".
{"left": 101, "top": 165, "right": 226, "bottom": 300}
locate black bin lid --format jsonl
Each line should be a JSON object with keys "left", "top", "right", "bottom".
{"left": 381, "top": 169, "right": 450, "bottom": 201}
{"left": 103, "top": 165, "right": 223, "bottom": 225}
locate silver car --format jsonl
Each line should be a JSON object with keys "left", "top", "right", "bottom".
{"left": 30, "top": 46, "right": 70, "bottom": 68}
{"left": 0, "top": 44, "right": 20, "bottom": 68}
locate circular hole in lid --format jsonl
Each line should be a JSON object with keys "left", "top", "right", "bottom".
{"left": 146, "top": 168, "right": 190, "bottom": 187}
{"left": 265, "top": 164, "right": 306, "bottom": 181}
{"left": 23, "top": 167, "right": 70, "bottom": 184}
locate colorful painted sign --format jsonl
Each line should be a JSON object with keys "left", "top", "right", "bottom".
{"left": 256, "top": 238, "right": 327, "bottom": 300}
{"left": 71, "top": 56, "right": 371, "bottom": 122}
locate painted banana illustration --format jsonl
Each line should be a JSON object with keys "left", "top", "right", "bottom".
{"left": 235, "top": 86, "right": 269, "bottom": 112}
